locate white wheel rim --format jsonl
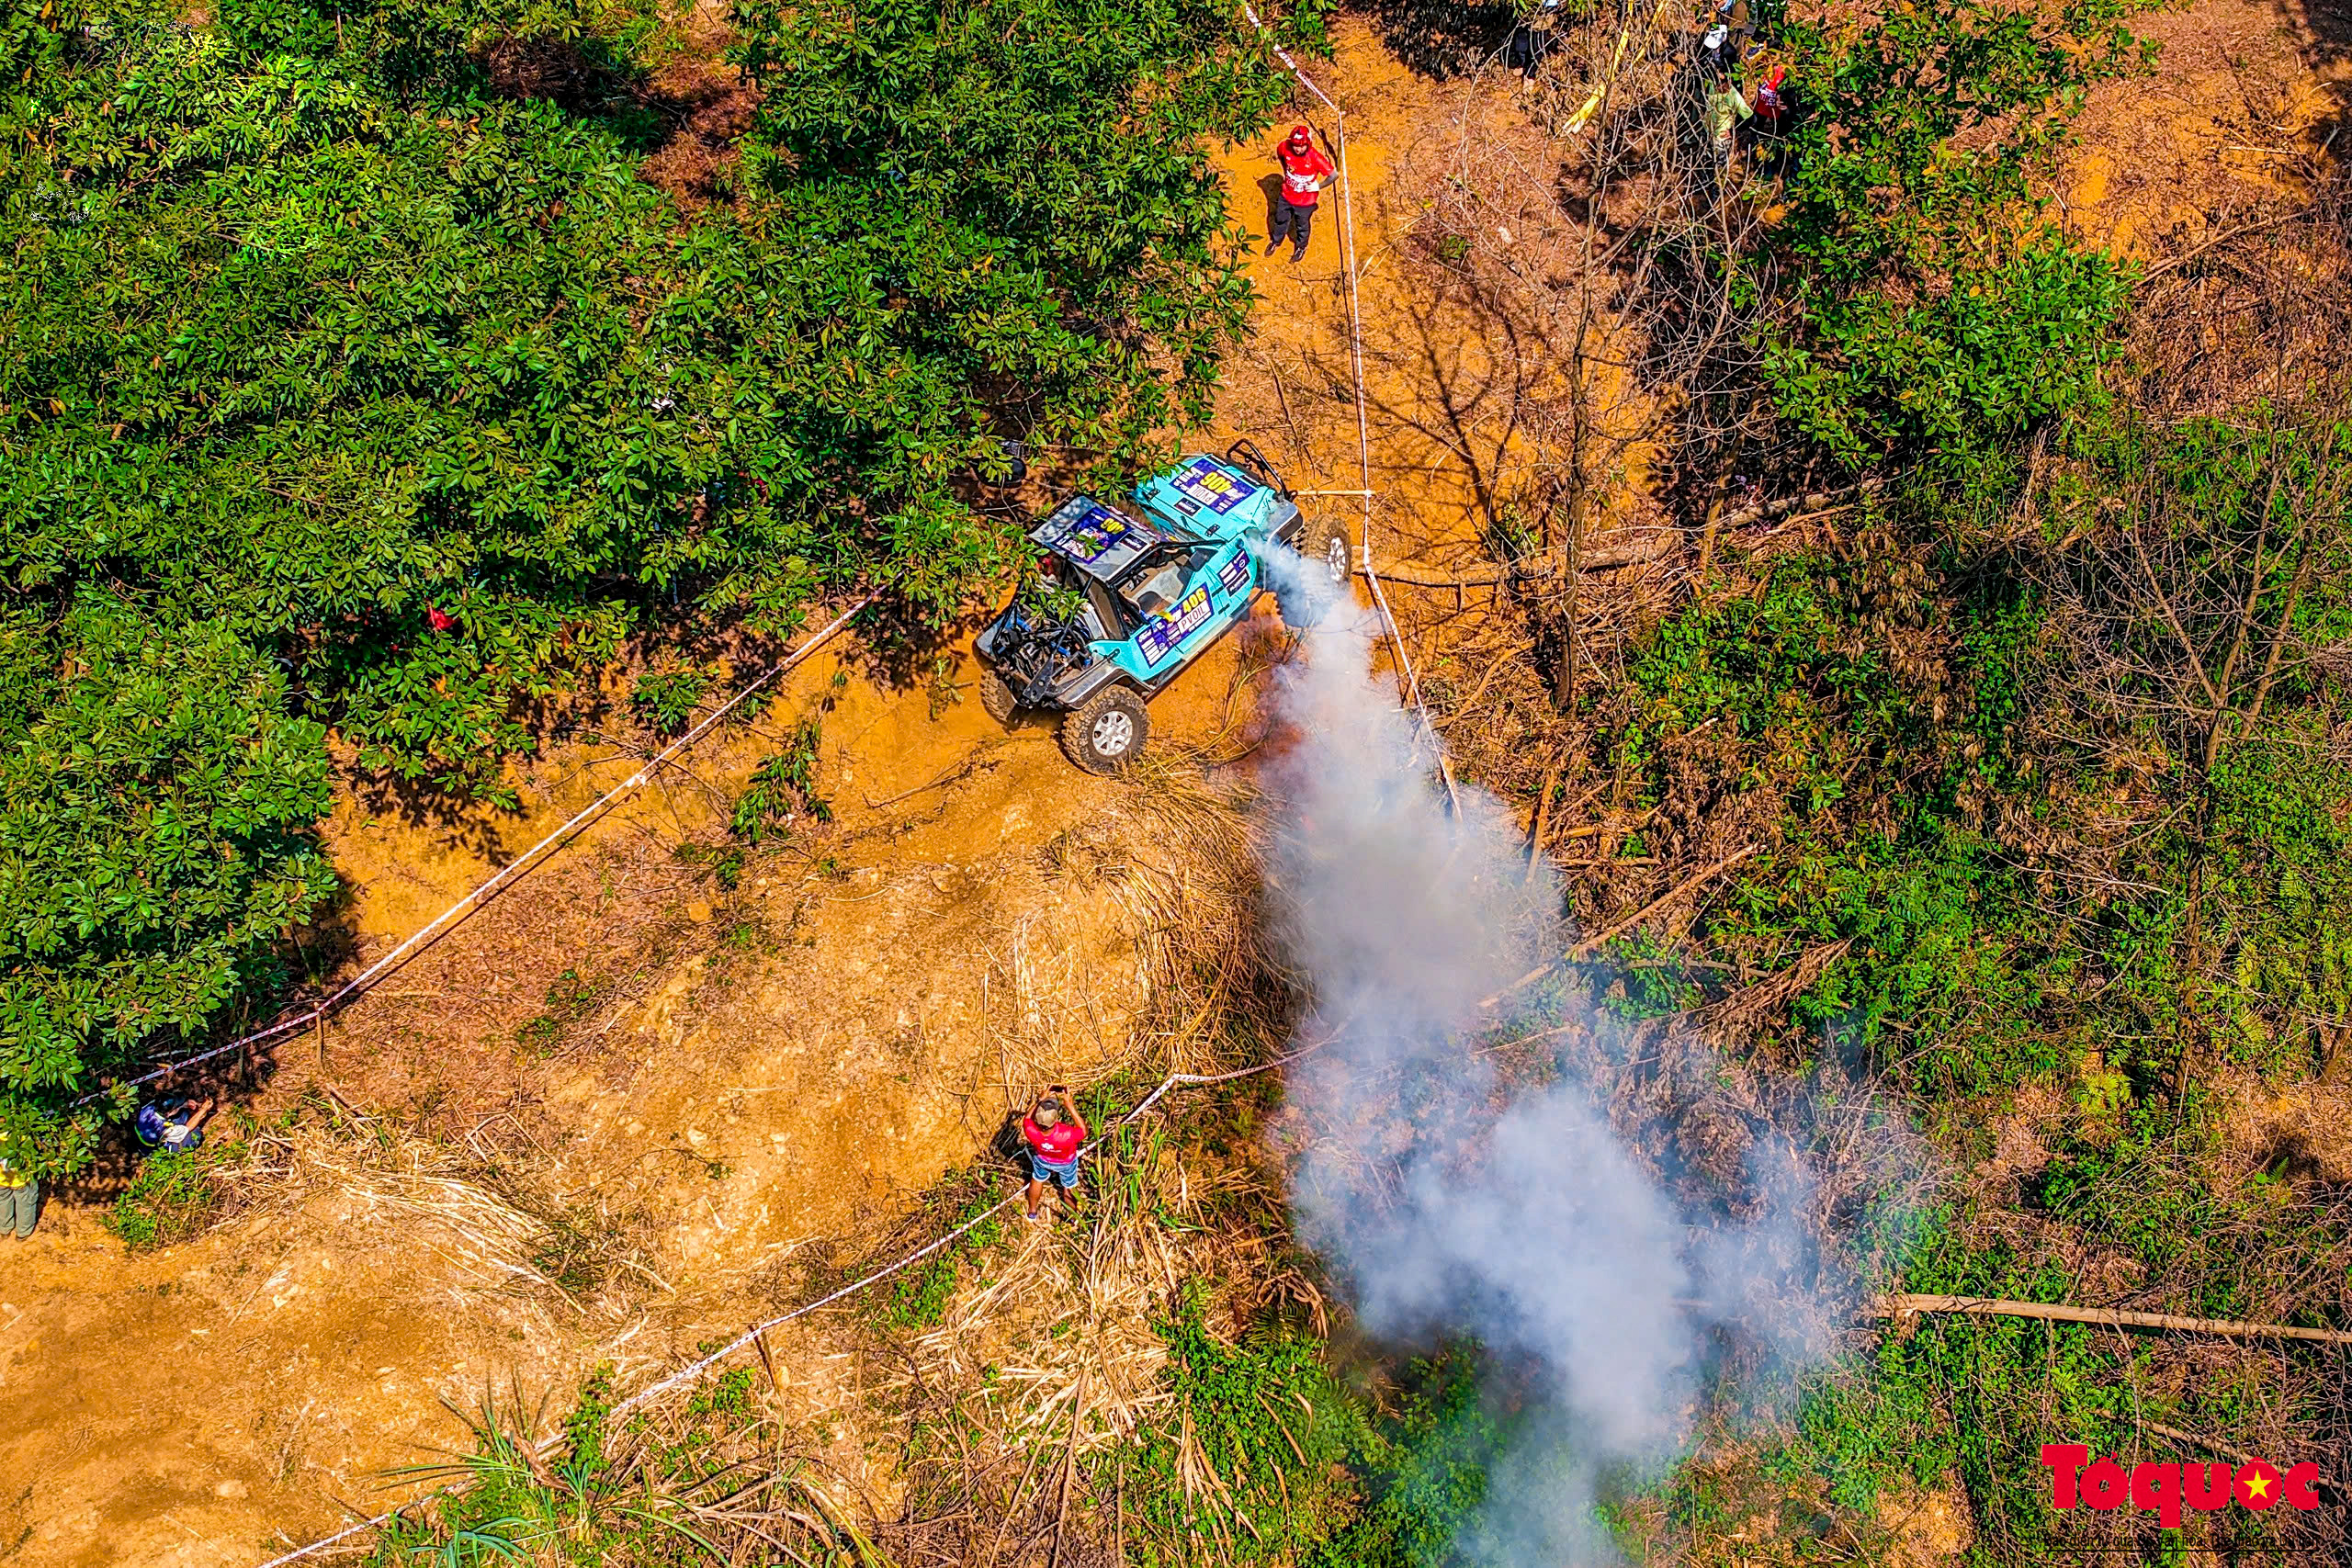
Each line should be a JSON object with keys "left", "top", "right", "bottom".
{"left": 1324, "top": 536, "right": 1349, "bottom": 585}
{"left": 1091, "top": 711, "right": 1135, "bottom": 757}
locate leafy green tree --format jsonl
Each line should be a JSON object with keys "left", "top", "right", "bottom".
{"left": 0, "top": 596, "right": 333, "bottom": 1173}
{"left": 1758, "top": 0, "right": 2154, "bottom": 464}
{"left": 732, "top": 0, "right": 1281, "bottom": 454}
{"left": 0, "top": 0, "right": 1283, "bottom": 1160}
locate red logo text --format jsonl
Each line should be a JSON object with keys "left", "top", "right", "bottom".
{"left": 2041, "top": 1444, "right": 2322, "bottom": 1529}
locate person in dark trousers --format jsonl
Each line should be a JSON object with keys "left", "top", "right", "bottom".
{"left": 0, "top": 1125, "right": 36, "bottom": 1239}
{"left": 1267, "top": 124, "right": 1334, "bottom": 264}
{"left": 1505, "top": 0, "right": 1564, "bottom": 78}
{"left": 1696, "top": 0, "right": 1750, "bottom": 70}
{"left": 1020, "top": 1086, "right": 1089, "bottom": 1222}
{"left": 136, "top": 1086, "right": 217, "bottom": 1153}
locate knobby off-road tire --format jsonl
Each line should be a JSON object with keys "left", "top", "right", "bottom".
{"left": 1279, "top": 514, "right": 1356, "bottom": 627}
{"left": 1059, "top": 686, "right": 1149, "bottom": 774}
{"left": 979, "top": 666, "right": 1019, "bottom": 726}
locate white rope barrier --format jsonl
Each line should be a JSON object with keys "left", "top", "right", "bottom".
{"left": 250, "top": 1040, "right": 1325, "bottom": 1567}
{"left": 80, "top": 597, "right": 876, "bottom": 1110}
{"left": 1240, "top": 5, "right": 1461, "bottom": 813}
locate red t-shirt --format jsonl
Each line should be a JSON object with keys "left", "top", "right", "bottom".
{"left": 1022, "top": 1112, "right": 1084, "bottom": 1163}
{"left": 1278, "top": 141, "right": 1335, "bottom": 207}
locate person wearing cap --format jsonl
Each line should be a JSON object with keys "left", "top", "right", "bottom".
{"left": 1020, "top": 1085, "right": 1089, "bottom": 1221}
{"left": 1268, "top": 125, "right": 1335, "bottom": 264}
{"left": 1748, "top": 55, "right": 1791, "bottom": 138}
{"left": 136, "top": 1088, "right": 217, "bottom": 1154}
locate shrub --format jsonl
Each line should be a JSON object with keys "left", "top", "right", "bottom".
{"left": 1758, "top": 0, "right": 2154, "bottom": 466}
{"left": 629, "top": 669, "right": 716, "bottom": 739}
{"left": 107, "top": 1144, "right": 231, "bottom": 1249}
{"left": 729, "top": 719, "right": 830, "bottom": 844}
{"left": 1117, "top": 1283, "right": 1365, "bottom": 1563}
{"left": 0, "top": 597, "right": 333, "bottom": 1171}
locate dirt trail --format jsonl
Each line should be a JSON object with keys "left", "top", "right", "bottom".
{"left": 2062, "top": 0, "right": 2349, "bottom": 252}
{"left": 1212, "top": 25, "right": 1550, "bottom": 580}
{"left": 0, "top": 628, "right": 1268, "bottom": 1565}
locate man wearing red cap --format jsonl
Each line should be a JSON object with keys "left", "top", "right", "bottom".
{"left": 1268, "top": 124, "right": 1335, "bottom": 264}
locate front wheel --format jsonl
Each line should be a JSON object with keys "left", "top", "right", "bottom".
{"left": 979, "top": 666, "right": 1018, "bottom": 725}
{"left": 1060, "top": 686, "right": 1149, "bottom": 775}
{"left": 1278, "top": 514, "right": 1355, "bottom": 627}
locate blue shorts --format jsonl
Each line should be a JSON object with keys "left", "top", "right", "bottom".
{"left": 1030, "top": 1153, "right": 1080, "bottom": 1189}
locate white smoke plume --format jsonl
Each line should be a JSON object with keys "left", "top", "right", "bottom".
{"left": 1256, "top": 561, "right": 1831, "bottom": 1562}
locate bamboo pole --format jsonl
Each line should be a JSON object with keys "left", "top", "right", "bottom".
{"left": 1874, "top": 1293, "right": 2352, "bottom": 1347}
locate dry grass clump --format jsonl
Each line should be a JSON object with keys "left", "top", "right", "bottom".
{"left": 854, "top": 1100, "right": 1309, "bottom": 1566}
{"left": 211, "top": 1100, "right": 660, "bottom": 1317}
{"left": 999, "top": 753, "right": 1288, "bottom": 1105}
{"left": 899, "top": 1137, "right": 1193, "bottom": 1457}
{"left": 379, "top": 1373, "right": 908, "bottom": 1568}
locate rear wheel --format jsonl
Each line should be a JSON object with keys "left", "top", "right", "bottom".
{"left": 979, "top": 666, "right": 1018, "bottom": 725}
{"left": 1279, "top": 514, "right": 1356, "bottom": 626}
{"left": 1059, "top": 686, "right": 1149, "bottom": 774}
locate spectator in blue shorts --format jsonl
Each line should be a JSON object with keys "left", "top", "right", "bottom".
{"left": 1020, "top": 1087, "right": 1089, "bottom": 1222}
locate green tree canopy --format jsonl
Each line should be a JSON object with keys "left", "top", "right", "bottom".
{"left": 0, "top": 0, "right": 1282, "bottom": 1164}
{"left": 1759, "top": 0, "right": 2154, "bottom": 464}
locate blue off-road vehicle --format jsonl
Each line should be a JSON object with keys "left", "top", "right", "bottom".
{"left": 976, "top": 442, "right": 1352, "bottom": 773}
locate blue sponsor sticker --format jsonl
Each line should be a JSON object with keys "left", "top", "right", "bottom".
{"left": 1135, "top": 585, "right": 1214, "bottom": 667}
{"left": 1216, "top": 551, "right": 1253, "bottom": 596}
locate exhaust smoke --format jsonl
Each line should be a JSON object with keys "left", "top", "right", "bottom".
{"left": 1256, "top": 559, "right": 1833, "bottom": 1562}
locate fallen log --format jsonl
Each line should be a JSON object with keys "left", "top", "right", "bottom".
{"left": 1872, "top": 1293, "right": 2352, "bottom": 1347}
{"left": 1713, "top": 478, "right": 1883, "bottom": 533}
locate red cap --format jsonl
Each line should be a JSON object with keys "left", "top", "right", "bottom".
{"left": 1287, "top": 124, "right": 1312, "bottom": 145}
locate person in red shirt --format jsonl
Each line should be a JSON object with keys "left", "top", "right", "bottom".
{"left": 1267, "top": 124, "right": 1335, "bottom": 265}
{"left": 1020, "top": 1085, "right": 1089, "bottom": 1221}
{"left": 1749, "top": 58, "right": 1791, "bottom": 135}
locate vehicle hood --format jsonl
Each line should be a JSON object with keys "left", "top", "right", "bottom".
{"left": 1133, "top": 454, "right": 1286, "bottom": 541}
